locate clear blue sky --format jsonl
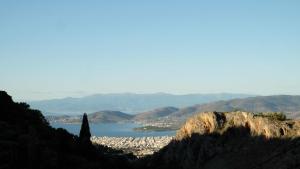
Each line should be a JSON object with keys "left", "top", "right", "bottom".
{"left": 1, "top": 0, "right": 300, "bottom": 100}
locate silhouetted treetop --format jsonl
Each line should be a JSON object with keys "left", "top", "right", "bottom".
{"left": 79, "top": 113, "right": 91, "bottom": 142}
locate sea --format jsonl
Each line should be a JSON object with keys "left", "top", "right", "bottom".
{"left": 51, "top": 122, "right": 176, "bottom": 137}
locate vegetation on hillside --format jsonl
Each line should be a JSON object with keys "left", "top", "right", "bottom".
{"left": 255, "top": 112, "right": 287, "bottom": 121}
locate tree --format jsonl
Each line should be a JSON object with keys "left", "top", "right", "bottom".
{"left": 79, "top": 113, "right": 91, "bottom": 143}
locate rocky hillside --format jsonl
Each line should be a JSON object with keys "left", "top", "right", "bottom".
{"left": 139, "top": 112, "right": 300, "bottom": 169}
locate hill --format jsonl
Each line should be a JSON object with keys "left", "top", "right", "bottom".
{"left": 88, "top": 111, "right": 133, "bottom": 123}
{"left": 47, "top": 107, "right": 176, "bottom": 123}
{"left": 28, "top": 93, "right": 252, "bottom": 115}
{"left": 138, "top": 112, "right": 300, "bottom": 169}
{"left": 133, "top": 107, "right": 179, "bottom": 121}
{"left": 171, "top": 95, "right": 300, "bottom": 119}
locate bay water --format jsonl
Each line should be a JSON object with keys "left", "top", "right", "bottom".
{"left": 51, "top": 122, "right": 176, "bottom": 137}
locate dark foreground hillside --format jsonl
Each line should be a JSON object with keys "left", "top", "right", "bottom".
{"left": 0, "top": 91, "right": 134, "bottom": 169}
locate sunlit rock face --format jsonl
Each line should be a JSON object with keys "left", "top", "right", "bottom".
{"left": 176, "top": 111, "right": 300, "bottom": 140}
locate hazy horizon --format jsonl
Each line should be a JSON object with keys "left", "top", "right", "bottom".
{"left": 5, "top": 90, "right": 300, "bottom": 102}
{"left": 22, "top": 92, "right": 255, "bottom": 102}
{"left": 11, "top": 91, "right": 300, "bottom": 102}
{"left": 1, "top": 1, "right": 300, "bottom": 100}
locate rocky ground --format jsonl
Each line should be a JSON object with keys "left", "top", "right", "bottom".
{"left": 91, "top": 136, "right": 173, "bottom": 157}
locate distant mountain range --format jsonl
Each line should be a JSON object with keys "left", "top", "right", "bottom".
{"left": 47, "top": 108, "right": 179, "bottom": 123}
{"left": 47, "top": 95, "right": 300, "bottom": 123}
{"left": 169, "top": 95, "right": 300, "bottom": 119}
{"left": 29, "top": 93, "right": 252, "bottom": 115}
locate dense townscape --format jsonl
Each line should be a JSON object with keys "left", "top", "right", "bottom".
{"left": 91, "top": 136, "right": 173, "bottom": 157}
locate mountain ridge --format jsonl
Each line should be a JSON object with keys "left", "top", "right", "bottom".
{"left": 47, "top": 95, "right": 300, "bottom": 124}
{"left": 169, "top": 95, "right": 300, "bottom": 119}
{"left": 29, "top": 93, "right": 253, "bottom": 115}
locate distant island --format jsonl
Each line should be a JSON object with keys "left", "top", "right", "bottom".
{"left": 133, "top": 125, "right": 178, "bottom": 132}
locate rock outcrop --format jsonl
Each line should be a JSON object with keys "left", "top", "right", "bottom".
{"left": 176, "top": 111, "right": 300, "bottom": 140}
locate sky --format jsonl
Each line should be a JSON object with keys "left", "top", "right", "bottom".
{"left": 1, "top": 0, "right": 300, "bottom": 101}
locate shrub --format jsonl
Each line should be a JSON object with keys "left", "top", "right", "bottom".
{"left": 255, "top": 112, "right": 287, "bottom": 121}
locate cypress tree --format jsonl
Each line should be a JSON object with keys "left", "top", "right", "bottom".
{"left": 79, "top": 113, "right": 91, "bottom": 143}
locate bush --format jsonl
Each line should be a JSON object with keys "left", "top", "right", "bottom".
{"left": 255, "top": 112, "right": 287, "bottom": 121}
